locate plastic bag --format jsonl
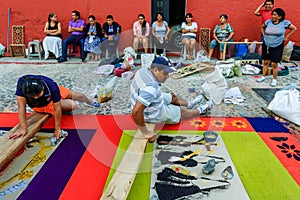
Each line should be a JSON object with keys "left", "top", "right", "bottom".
{"left": 235, "top": 44, "right": 248, "bottom": 57}
{"left": 233, "top": 60, "right": 243, "bottom": 77}
{"left": 141, "top": 53, "right": 155, "bottom": 68}
{"left": 282, "top": 41, "right": 295, "bottom": 61}
{"left": 215, "top": 62, "right": 234, "bottom": 78}
{"left": 92, "top": 64, "right": 114, "bottom": 75}
{"left": 0, "top": 43, "right": 5, "bottom": 52}
{"left": 97, "top": 86, "right": 112, "bottom": 103}
{"left": 241, "top": 64, "right": 260, "bottom": 75}
{"left": 122, "top": 46, "right": 136, "bottom": 67}
{"left": 194, "top": 50, "right": 210, "bottom": 62}
{"left": 268, "top": 88, "right": 300, "bottom": 126}
{"left": 248, "top": 41, "right": 257, "bottom": 53}
{"left": 224, "top": 87, "right": 246, "bottom": 105}
{"left": 97, "top": 76, "right": 119, "bottom": 102}
{"left": 201, "top": 69, "right": 228, "bottom": 104}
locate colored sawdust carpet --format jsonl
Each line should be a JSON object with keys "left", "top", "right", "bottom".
{"left": 150, "top": 133, "right": 249, "bottom": 200}
{"left": 0, "top": 131, "right": 63, "bottom": 200}
{"left": 252, "top": 88, "right": 300, "bottom": 103}
{"left": 1, "top": 113, "right": 300, "bottom": 199}
{"left": 252, "top": 88, "right": 281, "bottom": 102}
{"left": 105, "top": 117, "right": 300, "bottom": 200}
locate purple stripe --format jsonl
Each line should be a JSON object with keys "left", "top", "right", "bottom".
{"left": 17, "top": 129, "right": 95, "bottom": 200}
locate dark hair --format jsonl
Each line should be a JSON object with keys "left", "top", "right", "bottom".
{"left": 272, "top": 8, "right": 285, "bottom": 21}
{"left": 48, "top": 13, "right": 56, "bottom": 23}
{"left": 72, "top": 10, "right": 80, "bottom": 18}
{"left": 265, "top": 0, "right": 274, "bottom": 5}
{"left": 220, "top": 14, "right": 228, "bottom": 20}
{"left": 21, "top": 77, "right": 43, "bottom": 97}
{"left": 88, "top": 15, "right": 95, "bottom": 20}
{"left": 138, "top": 14, "right": 147, "bottom": 35}
{"left": 185, "top": 13, "right": 193, "bottom": 23}
{"left": 106, "top": 15, "right": 113, "bottom": 20}
{"left": 156, "top": 12, "right": 164, "bottom": 20}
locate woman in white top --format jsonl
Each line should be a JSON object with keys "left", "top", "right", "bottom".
{"left": 181, "top": 13, "right": 198, "bottom": 60}
{"left": 151, "top": 12, "right": 170, "bottom": 55}
{"left": 133, "top": 14, "right": 150, "bottom": 53}
{"left": 42, "top": 13, "right": 62, "bottom": 60}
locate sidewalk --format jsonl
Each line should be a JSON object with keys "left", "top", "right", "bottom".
{"left": 0, "top": 55, "right": 299, "bottom": 118}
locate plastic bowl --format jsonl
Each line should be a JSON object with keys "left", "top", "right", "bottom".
{"left": 203, "top": 131, "right": 218, "bottom": 143}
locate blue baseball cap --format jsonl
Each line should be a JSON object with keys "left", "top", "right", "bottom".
{"left": 151, "top": 56, "right": 176, "bottom": 73}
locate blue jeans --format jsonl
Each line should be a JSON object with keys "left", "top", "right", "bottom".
{"left": 210, "top": 38, "right": 234, "bottom": 51}
{"left": 102, "top": 36, "right": 119, "bottom": 56}
{"left": 61, "top": 35, "right": 86, "bottom": 61}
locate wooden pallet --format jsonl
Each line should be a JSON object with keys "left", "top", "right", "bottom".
{"left": 0, "top": 112, "right": 51, "bottom": 170}
{"left": 100, "top": 123, "right": 155, "bottom": 200}
{"left": 170, "top": 62, "right": 214, "bottom": 79}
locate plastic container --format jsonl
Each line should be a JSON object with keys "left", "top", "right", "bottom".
{"left": 203, "top": 131, "right": 218, "bottom": 143}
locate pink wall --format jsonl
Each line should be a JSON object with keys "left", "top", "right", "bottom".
{"left": 0, "top": 0, "right": 299, "bottom": 52}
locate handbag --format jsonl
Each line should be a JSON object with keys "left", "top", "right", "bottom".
{"left": 234, "top": 37, "right": 248, "bottom": 57}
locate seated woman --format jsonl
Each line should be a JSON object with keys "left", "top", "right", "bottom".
{"left": 151, "top": 12, "right": 170, "bottom": 55}
{"left": 133, "top": 14, "right": 150, "bottom": 53}
{"left": 208, "top": 14, "right": 234, "bottom": 59}
{"left": 42, "top": 13, "right": 62, "bottom": 60}
{"left": 181, "top": 13, "right": 198, "bottom": 60}
{"left": 84, "top": 15, "right": 102, "bottom": 61}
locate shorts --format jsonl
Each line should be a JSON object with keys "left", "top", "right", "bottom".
{"left": 262, "top": 42, "right": 284, "bottom": 63}
{"left": 32, "top": 86, "right": 70, "bottom": 115}
{"left": 181, "top": 35, "right": 196, "bottom": 40}
{"left": 145, "top": 93, "right": 181, "bottom": 124}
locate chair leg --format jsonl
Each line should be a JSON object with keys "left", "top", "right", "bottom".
{"left": 193, "top": 48, "right": 196, "bottom": 59}
{"left": 183, "top": 45, "right": 187, "bottom": 60}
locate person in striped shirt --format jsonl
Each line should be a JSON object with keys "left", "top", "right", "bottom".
{"left": 131, "top": 56, "right": 212, "bottom": 142}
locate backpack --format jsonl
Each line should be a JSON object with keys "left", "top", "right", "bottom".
{"left": 291, "top": 45, "right": 300, "bottom": 61}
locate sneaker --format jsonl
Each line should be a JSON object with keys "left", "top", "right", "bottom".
{"left": 270, "top": 79, "right": 277, "bottom": 87}
{"left": 198, "top": 100, "right": 213, "bottom": 114}
{"left": 187, "top": 95, "right": 204, "bottom": 109}
{"left": 256, "top": 76, "right": 265, "bottom": 82}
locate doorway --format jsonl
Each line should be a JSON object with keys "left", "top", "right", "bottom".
{"left": 151, "top": 0, "right": 186, "bottom": 50}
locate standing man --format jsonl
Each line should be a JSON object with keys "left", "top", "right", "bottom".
{"left": 102, "top": 15, "right": 121, "bottom": 59}
{"left": 9, "top": 75, "right": 99, "bottom": 140}
{"left": 254, "top": 0, "right": 275, "bottom": 24}
{"left": 130, "top": 56, "right": 212, "bottom": 142}
{"left": 58, "top": 10, "right": 86, "bottom": 63}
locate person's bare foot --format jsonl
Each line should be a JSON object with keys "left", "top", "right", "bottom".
{"left": 148, "top": 135, "right": 157, "bottom": 143}
{"left": 143, "top": 132, "right": 157, "bottom": 143}
{"left": 186, "top": 55, "right": 194, "bottom": 60}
